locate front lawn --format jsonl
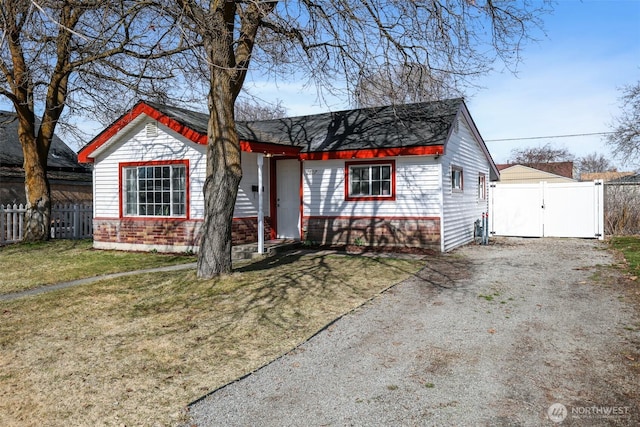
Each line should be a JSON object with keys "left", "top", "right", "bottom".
{"left": 0, "top": 239, "right": 196, "bottom": 294}
{"left": 0, "top": 247, "right": 424, "bottom": 426}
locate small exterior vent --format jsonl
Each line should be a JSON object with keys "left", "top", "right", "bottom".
{"left": 145, "top": 122, "right": 158, "bottom": 138}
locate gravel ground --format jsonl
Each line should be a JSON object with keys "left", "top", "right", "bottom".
{"left": 184, "top": 238, "right": 639, "bottom": 426}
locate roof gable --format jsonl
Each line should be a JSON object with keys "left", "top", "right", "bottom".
{"left": 78, "top": 101, "right": 301, "bottom": 163}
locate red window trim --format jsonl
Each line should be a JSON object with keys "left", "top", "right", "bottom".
{"left": 344, "top": 160, "right": 396, "bottom": 201}
{"left": 119, "top": 159, "right": 190, "bottom": 219}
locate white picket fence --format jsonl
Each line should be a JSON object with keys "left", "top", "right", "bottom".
{"left": 0, "top": 203, "right": 93, "bottom": 245}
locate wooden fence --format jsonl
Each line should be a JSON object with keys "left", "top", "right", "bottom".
{"left": 0, "top": 203, "right": 93, "bottom": 245}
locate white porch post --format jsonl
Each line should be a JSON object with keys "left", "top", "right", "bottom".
{"left": 257, "top": 153, "right": 264, "bottom": 254}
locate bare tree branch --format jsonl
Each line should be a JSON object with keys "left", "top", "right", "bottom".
{"left": 607, "top": 81, "right": 640, "bottom": 167}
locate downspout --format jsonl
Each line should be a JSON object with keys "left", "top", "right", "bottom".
{"left": 439, "top": 161, "right": 446, "bottom": 252}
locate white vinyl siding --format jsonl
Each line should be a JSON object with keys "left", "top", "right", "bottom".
{"left": 441, "top": 115, "right": 491, "bottom": 251}
{"left": 235, "top": 152, "right": 271, "bottom": 218}
{"left": 303, "top": 157, "right": 442, "bottom": 218}
{"left": 92, "top": 117, "right": 269, "bottom": 220}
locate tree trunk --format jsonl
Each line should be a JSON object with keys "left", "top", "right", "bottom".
{"left": 196, "top": 84, "right": 242, "bottom": 279}
{"left": 21, "top": 133, "right": 51, "bottom": 241}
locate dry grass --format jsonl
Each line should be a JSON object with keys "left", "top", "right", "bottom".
{"left": 0, "top": 240, "right": 196, "bottom": 294}
{"left": 0, "top": 250, "right": 424, "bottom": 426}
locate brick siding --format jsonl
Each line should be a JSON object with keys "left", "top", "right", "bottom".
{"left": 93, "top": 217, "right": 273, "bottom": 251}
{"left": 302, "top": 216, "right": 441, "bottom": 250}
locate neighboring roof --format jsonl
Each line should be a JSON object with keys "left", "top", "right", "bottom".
{"left": 0, "top": 110, "right": 86, "bottom": 171}
{"left": 0, "top": 165, "right": 92, "bottom": 183}
{"left": 608, "top": 173, "right": 640, "bottom": 183}
{"left": 496, "top": 161, "right": 574, "bottom": 179}
{"left": 79, "top": 98, "right": 498, "bottom": 179}
{"left": 497, "top": 164, "right": 575, "bottom": 184}
{"left": 581, "top": 171, "right": 635, "bottom": 182}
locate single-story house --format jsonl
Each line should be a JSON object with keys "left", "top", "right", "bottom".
{"left": 496, "top": 162, "right": 575, "bottom": 184}
{"left": 78, "top": 98, "right": 498, "bottom": 253}
{"left": 0, "top": 110, "right": 92, "bottom": 205}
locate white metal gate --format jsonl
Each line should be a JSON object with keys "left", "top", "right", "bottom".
{"left": 489, "top": 181, "right": 604, "bottom": 239}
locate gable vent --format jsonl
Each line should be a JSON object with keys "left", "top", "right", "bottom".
{"left": 145, "top": 122, "right": 158, "bottom": 138}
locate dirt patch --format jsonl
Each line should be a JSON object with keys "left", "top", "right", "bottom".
{"left": 306, "top": 243, "right": 439, "bottom": 257}
{"left": 186, "top": 238, "right": 640, "bottom": 426}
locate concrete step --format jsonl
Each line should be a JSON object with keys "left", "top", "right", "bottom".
{"left": 231, "top": 240, "right": 300, "bottom": 261}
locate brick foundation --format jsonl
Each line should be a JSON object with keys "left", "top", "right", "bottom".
{"left": 302, "top": 216, "right": 441, "bottom": 250}
{"left": 231, "top": 217, "right": 273, "bottom": 244}
{"left": 93, "top": 217, "right": 273, "bottom": 253}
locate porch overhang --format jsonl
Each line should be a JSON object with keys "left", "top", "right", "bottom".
{"left": 240, "top": 140, "right": 302, "bottom": 157}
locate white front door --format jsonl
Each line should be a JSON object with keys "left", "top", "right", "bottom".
{"left": 276, "top": 159, "right": 301, "bottom": 239}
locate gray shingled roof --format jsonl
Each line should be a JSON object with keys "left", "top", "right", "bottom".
{"left": 147, "top": 98, "right": 463, "bottom": 153}
{"left": 0, "top": 110, "right": 85, "bottom": 170}
{"left": 609, "top": 173, "right": 640, "bottom": 183}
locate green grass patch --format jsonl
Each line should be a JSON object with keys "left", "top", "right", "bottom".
{"left": 610, "top": 236, "right": 640, "bottom": 274}
{"left": 478, "top": 292, "right": 500, "bottom": 302}
{"left": 0, "top": 239, "right": 196, "bottom": 294}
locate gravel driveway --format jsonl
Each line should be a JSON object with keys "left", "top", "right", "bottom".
{"left": 185, "top": 238, "right": 639, "bottom": 426}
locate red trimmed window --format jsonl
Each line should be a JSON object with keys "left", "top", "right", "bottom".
{"left": 345, "top": 160, "right": 395, "bottom": 201}
{"left": 121, "top": 160, "right": 188, "bottom": 218}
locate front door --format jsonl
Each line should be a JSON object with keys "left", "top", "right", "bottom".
{"left": 276, "top": 159, "right": 301, "bottom": 239}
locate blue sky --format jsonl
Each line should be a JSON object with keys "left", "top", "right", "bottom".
{"left": 467, "top": 0, "right": 640, "bottom": 167}
{"left": 244, "top": 0, "right": 640, "bottom": 169}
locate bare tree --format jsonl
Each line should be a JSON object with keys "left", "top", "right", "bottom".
{"left": 235, "top": 98, "right": 287, "bottom": 121}
{"left": 0, "top": 0, "right": 188, "bottom": 241}
{"left": 509, "top": 143, "right": 574, "bottom": 164}
{"left": 170, "top": 0, "right": 551, "bottom": 278}
{"left": 578, "top": 152, "right": 615, "bottom": 174}
{"left": 353, "top": 62, "right": 462, "bottom": 108}
{"left": 607, "top": 81, "right": 640, "bottom": 167}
